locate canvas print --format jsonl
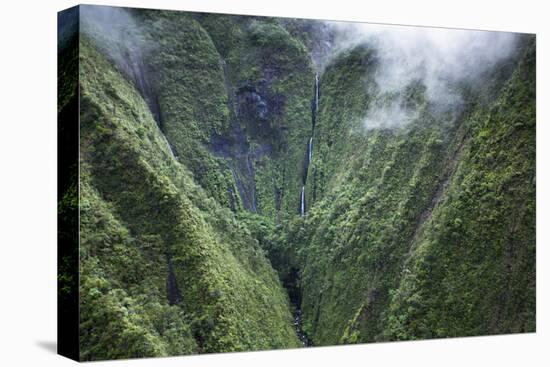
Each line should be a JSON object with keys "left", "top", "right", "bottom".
{"left": 57, "top": 4, "right": 536, "bottom": 361}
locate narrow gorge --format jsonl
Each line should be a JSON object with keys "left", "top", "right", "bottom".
{"left": 58, "top": 5, "right": 536, "bottom": 361}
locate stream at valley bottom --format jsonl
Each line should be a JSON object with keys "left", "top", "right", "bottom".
{"left": 293, "top": 308, "right": 310, "bottom": 346}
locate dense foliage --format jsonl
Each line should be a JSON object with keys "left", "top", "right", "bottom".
{"left": 287, "top": 37, "right": 536, "bottom": 345}
{"left": 58, "top": 5, "right": 536, "bottom": 360}
{"left": 76, "top": 29, "right": 301, "bottom": 360}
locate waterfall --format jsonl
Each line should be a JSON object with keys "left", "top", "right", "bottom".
{"left": 300, "top": 185, "right": 305, "bottom": 216}
{"left": 162, "top": 135, "right": 176, "bottom": 157}
{"left": 308, "top": 137, "right": 313, "bottom": 163}
{"left": 299, "top": 74, "right": 320, "bottom": 216}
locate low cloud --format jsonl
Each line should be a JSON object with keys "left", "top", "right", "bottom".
{"left": 324, "top": 21, "right": 519, "bottom": 129}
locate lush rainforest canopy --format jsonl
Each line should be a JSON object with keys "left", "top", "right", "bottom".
{"left": 58, "top": 5, "right": 535, "bottom": 361}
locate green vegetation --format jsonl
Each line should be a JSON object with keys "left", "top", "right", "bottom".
{"left": 197, "top": 13, "right": 315, "bottom": 217}
{"left": 384, "top": 39, "right": 536, "bottom": 340}
{"left": 280, "top": 37, "right": 536, "bottom": 345}
{"left": 57, "top": 13, "right": 79, "bottom": 358}
{"left": 77, "top": 34, "right": 300, "bottom": 360}
{"left": 57, "top": 5, "right": 536, "bottom": 361}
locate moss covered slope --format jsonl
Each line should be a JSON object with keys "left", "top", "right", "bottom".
{"left": 78, "top": 36, "right": 300, "bottom": 361}
{"left": 66, "top": 5, "right": 536, "bottom": 359}
{"left": 384, "top": 39, "right": 536, "bottom": 340}
{"left": 284, "top": 37, "right": 535, "bottom": 345}
{"left": 197, "top": 14, "right": 315, "bottom": 217}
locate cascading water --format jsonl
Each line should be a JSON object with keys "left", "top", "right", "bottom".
{"left": 292, "top": 73, "right": 321, "bottom": 347}
{"left": 299, "top": 73, "right": 319, "bottom": 217}
{"left": 308, "top": 137, "right": 313, "bottom": 163}
{"left": 163, "top": 135, "right": 177, "bottom": 158}
{"left": 300, "top": 185, "right": 305, "bottom": 216}
{"left": 294, "top": 309, "right": 310, "bottom": 346}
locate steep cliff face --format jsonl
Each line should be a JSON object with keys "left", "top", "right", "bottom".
{"left": 288, "top": 37, "right": 535, "bottom": 345}
{"left": 384, "top": 40, "right": 536, "bottom": 340}
{"left": 197, "top": 14, "right": 316, "bottom": 217}
{"left": 77, "top": 30, "right": 301, "bottom": 360}
{"left": 61, "top": 5, "right": 536, "bottom": 360}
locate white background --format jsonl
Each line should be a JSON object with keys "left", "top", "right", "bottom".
{"left": 0, "top": 0, "right": 548, "bottom": 365}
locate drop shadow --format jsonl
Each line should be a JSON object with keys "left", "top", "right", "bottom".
{"left": 36, "top": 340, "right": 57, "bottom": 354}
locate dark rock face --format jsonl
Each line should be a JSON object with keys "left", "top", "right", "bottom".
{"left": 210, "top": 58, "right": 286, "bottom": 213}
{"left": 237, "top": 87, "right": 269, "bottom": 121}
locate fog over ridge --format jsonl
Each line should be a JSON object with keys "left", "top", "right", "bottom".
{"left": 323, "top": 21, "right": 519, "bottom": 129}
{"left": 78, "top": 6, "right": 520, "bottom": 132}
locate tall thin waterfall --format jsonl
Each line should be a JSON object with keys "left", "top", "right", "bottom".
{"left": 300, "top": 185, "right": 305, "bottom": 216}
{"left": 299, "top": 73, "right": 320, "bottom": 217}
{"left": 163, "top": 135, "right": 176, "bottom": 157}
